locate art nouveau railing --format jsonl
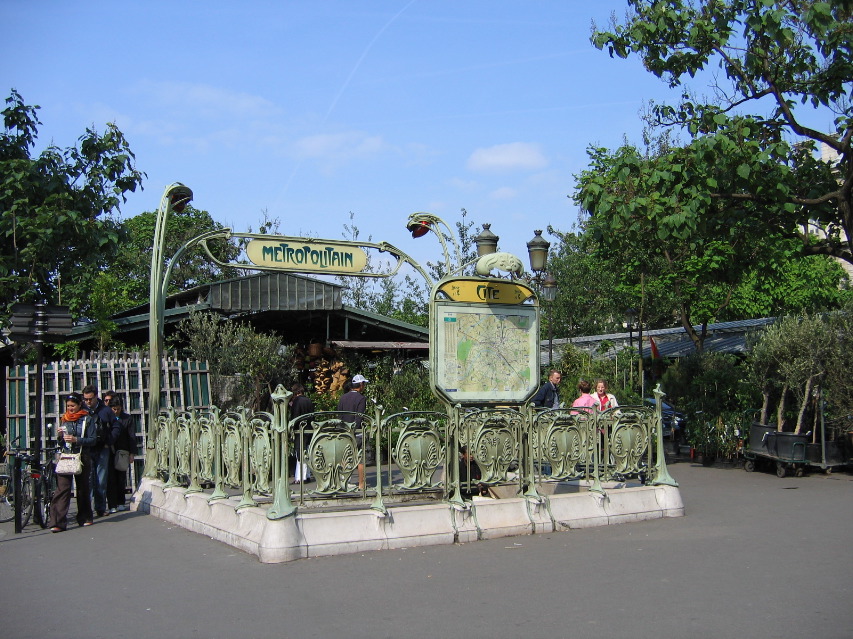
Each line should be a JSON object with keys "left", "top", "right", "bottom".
{"left": 147, "top": 386, "right": 677, "bottom": 519}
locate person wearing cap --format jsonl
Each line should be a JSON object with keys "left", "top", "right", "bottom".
{"left": 337, "top": 373, "right": 368, "bottom": 490}
{"left": 49, "top": 392, "right": 98, "bottom": 532}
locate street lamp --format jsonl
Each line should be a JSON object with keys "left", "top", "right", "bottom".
{"left": 405, "top": 212, "right": 462, "bottom": 273}
{"left": 473, "top": 223, "right": 499, "bottom": 257}
{"left": 526, "top": 230, "right": 558, "bottom": 364}
{"left": 146, "top": 183, "right": 193, "bottom": 477}
{"left": 526, "top": 230, "right": 550, "bottom": 274}
{"left": 625, "top": 307, "right": 637, "bottom": 391}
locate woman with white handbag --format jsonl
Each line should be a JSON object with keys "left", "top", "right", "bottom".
{"left": 49, "top": 392, "right": 98, "bottom": 532}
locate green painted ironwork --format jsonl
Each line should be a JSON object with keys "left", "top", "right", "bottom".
{"left": 145, "top": 384, "right": 676, "bottom": 519}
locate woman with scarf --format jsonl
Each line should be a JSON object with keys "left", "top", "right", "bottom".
{"left": 49, "top": 392, "right": 98, "bottom": 532}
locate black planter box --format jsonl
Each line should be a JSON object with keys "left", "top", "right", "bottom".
{"left": 748, "top": 423, "right": 807, "bottom": 461}
{"left": 748, "top": 422, "right": 776, "bottom": 452}
{"left": 805, "top": 441, "right": 847, "bottom": 466}
{"left": 769, "top": 432, "right": 808, "bottom": 461}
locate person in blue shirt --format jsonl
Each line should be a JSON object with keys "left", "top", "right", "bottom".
{"left": 532, "top": 370, "right": 562, "bottom": 409}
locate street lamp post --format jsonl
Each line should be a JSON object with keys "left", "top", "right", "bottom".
{"left": 625, "top": 307, "right": 637, "bottom": 391}
{"left": 542, "top": 274, "right": 557, "bottom": 363}
{"left": 145, "top": 183, "right": 193, "bottom": 477}
{"left": 526, "top": 230, "right": 558, "bottom": 365}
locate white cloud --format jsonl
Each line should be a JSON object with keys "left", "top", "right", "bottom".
{"left": 448, "top": 177, "right": 481, "bottom": 191}
{"left": 466, "top": 142, "right": 548, "bottom": 173}
{"left": 489, "top": 186, "right": 517, "bottom": 200}
{"left": 129, "top": 80, "right": 281, "bottom": 120}
{"left": 292, "top": 131, "right": 386, "bottom": 162}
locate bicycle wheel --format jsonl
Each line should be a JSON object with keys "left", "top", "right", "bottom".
{"left": 37, "top": 469, "right": 56, "bottom": 529}
{"left": 18, "top": 475, "right": 34, "bottom": 528}
{"left": 0, "top": 475, "right": 13, "bottom": 523}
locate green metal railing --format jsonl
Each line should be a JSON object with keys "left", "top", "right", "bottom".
{"left": 146, "top": 385, "right": 677, "bottom": 519}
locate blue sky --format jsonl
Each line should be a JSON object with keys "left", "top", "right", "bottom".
{"left": 3, "top": 1, "right": 687, "bottom": 274}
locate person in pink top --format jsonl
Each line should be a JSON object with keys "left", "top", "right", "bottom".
{"left": 571, "top": 379, "right": 596, "bottom": 409}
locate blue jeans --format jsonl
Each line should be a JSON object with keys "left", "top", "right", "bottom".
{"left": 89, "top": 446, "right": 110, "bottom": 514}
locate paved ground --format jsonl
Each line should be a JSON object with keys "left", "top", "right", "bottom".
{"left": 1, "top": 460, "right": 851, "bottom": 639}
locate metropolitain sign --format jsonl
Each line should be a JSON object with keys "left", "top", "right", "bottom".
{"left": 245, "top": 239, "right": 369, "bottom": 275}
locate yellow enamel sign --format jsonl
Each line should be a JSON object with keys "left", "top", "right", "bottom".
{"left": 246, "top": 239, "right": 369, "bottom": 274}
{"left": 436, "top": 280, "right": 534, "bottom": 304}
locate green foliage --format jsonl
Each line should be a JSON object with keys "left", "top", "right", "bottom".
{"left": 176, "top": 311, "right": 295, "bottom": 411}
{"left": 748, "top": 309, "right": 852, "bottom": 431}
{"left": 573, "top": 135, "right": 817, "bottom": 350}
{"left": 113, "top": 205, "right": 242, "bottom": 306}
{"left": 52, "top": 341, "right": 81, "bottom": 360}
{"left": 662, "top": 352, "right": 758, "bottom": 418}
{"left": 591, "top": 0, "right": 853, "bottom": 266}
{"left": 552, "top": 343, "right": 642, "bottom": 407}
{"left": 81, "top": 271, "right": 136, "bottom": 350}
{"left": 0, "top": 89, "right": 145, "bottom": 323}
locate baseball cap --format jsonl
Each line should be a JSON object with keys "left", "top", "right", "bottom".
{"left": 352, "top": 374, "right": 369, "bottom": 384}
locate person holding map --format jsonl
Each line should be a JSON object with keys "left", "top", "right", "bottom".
{"left": 532, "top": 369, "right": 562, "bottom": 408}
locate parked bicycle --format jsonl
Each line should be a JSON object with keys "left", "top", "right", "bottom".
{"left": 0, "top": 447, "right": 35, "bottom": 527}
{"left": 0, "top": 440, "right": 59, "bottom": 529}
{"left": 0, "top": 462, "right": 15, "bottom": 523}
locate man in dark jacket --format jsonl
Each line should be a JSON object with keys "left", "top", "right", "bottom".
{"left": 532, "top": 370, "right": 562, "bottom": 409}
{"left": 82, "top": 384, "right": 113, "bottom": 516}
{"left": 337, "top": 374, "right": 368, "bottom": 489}
{"left": 107, "top": 395, "right": 137, "bottom": 513}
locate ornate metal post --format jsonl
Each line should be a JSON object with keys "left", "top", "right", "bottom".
{"left": 268, "top": 385, "right": 296, "bottom": 519}
{"left": 164, "top": 408, "right": 180, "bottom": 488}
{"left": 145, "top": 183, "right": 193, "bottom": 478}
{"left": 236, "top": 408, "right": 258, "bottom": 510}
{"left": 370, "top": 403, "right": 387, "bottom": 515}
{"left": 650, "top": 384, "right": 679, "bottom": 487}
{"left": 185, "top": 408, "right": 203, "bottom": 494}
{"left": 208, "top": 407, "right": 227, "bottom": 502}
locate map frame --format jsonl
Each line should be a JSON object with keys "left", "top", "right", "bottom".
{"left": 429, "top": 277, "right": 540, "bottom": 406}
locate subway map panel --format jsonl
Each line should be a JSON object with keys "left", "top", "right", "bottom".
{"left": 434, "top": 304, "right": 538, "bottom": 403}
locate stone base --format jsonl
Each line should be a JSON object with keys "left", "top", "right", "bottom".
{"left": 132, "top": 479, "right": 684, "bottom": 564}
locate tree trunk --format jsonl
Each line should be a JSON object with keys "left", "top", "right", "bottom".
{"left": 776, "top": 384, "right": 788, "bottom": 431}
{"left": 760, "top": 388, "right": 770, "bottom": 425}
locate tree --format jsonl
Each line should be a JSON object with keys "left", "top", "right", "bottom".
{"left": 749, "top": 313, "right": 837, "bottom": 432}
{"left": 112, "top": 205, "right": 243, "bottom": 306}
{"left": 0, "top": 89, "right": 144, "bottom": 321}
{"left": 575, "top": 139, "right": 798, "bottom": 350}
{"left": 176, "top": 311, "right": 295, "bottom": 411}
{"left": 592, "top": 0, "right": 853, "bottom": 265}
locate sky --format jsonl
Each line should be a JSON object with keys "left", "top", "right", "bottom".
{"left": 3, "top": 1, "right": 690, "bottom": 276}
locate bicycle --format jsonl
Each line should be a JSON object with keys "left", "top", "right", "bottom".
{"left": 0, "top": 448, "right": 35, "bottom": 527}
{"left": 0, "top": 463, "right": 13, "bottom": 523}
{"left": 32, "top": 447, "right": 59, "bottom": 529}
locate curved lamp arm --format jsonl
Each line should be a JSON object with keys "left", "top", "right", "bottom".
{"left": 406, "top": 212, "right": 462, "bottom": 273}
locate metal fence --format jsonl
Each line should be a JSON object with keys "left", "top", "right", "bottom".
{"left": 147, "top": 385, "right": 677, "bottom": 518}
